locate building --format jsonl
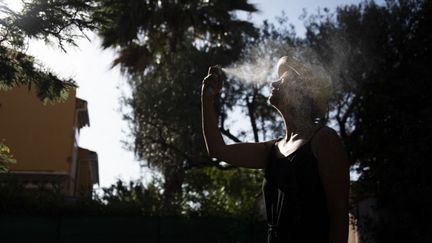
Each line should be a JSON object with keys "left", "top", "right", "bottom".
{"left": 0, "top": 86, "right": 99, "bottom": 198}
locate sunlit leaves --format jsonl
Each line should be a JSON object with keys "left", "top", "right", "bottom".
{"left": 0, "top": 141, "right": 16, "bottom": 172}
{"left": 0, "top": 46, "right": 76, "bottom": 102}
{"left": 0, "top": 0, "right": 94, "bottom": 101}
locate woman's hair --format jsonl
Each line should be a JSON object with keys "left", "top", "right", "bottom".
{"left": 278, "top": 56, "right": 333, "bottom": 120}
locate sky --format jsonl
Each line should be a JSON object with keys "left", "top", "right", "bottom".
{"left": 4, "top": 0, "right": 373, "bottom": 188}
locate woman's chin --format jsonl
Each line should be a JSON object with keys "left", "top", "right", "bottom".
{"left": 268, "top": 95, "right": 278, "bottom": 107}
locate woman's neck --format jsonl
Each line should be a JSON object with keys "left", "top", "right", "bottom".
{"left": 280, "top": 110, "right": 317, "bottom": 142}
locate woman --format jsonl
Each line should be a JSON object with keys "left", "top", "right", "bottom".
{"left": 201, "top": 56, "right": 349, "bottom": 243}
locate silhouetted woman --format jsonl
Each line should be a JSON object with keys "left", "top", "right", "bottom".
{"left": 201, "top": 56, "right": 349, "bottom": 243}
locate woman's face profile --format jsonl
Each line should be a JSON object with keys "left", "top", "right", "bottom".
{"left": 269, "top": 57, "right": 306, "bottom": 111}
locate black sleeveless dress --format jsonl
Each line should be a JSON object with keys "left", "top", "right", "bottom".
{"left": 262, "top": 134, "right": 329, "bottom": 243}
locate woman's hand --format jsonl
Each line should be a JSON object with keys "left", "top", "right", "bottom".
{"left": 201, "top": 66, "right": 223, "bottom": 98}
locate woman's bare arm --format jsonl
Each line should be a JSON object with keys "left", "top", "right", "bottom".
{"left": 201, "top": 67, "right": 275, "bottom": 169}
{"left": 312, "top": 127, "right": 350, "bottom": 243}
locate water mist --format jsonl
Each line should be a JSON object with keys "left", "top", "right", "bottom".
{"left": 219, "top": 38, "right": 349, "bottom": 124}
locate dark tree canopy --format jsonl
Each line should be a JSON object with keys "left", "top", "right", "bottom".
{"left": 305, "top": 0, "right": 432, "bottom": 241}
{"left": 92, "top": 0, "right": 258, "bottom": 73}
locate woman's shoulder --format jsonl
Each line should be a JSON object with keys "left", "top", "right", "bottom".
{"left": 310, "top": 126, "right": 342, "bottom": 157}
{"left": 314, "top": 126, "right": 339, "bottom": 139}
{"left": 261, "top": 137, "right": 283, "bottom": 157}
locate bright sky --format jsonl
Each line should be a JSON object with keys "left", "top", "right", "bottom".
{"left": 4, "top": 0, "right": 376, "bottom": 188}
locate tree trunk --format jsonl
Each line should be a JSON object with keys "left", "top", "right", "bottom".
{"left": 162, "top": 165, "right": 184, "bottom": 215}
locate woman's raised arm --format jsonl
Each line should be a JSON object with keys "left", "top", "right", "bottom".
{"left": 201, "top": 66, "right": 275, "bottom": 169}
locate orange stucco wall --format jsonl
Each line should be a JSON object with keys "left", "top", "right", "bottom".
{"left": 0, "top": 86, "right": 76, "bottom": 173}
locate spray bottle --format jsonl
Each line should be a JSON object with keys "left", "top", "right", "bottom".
{"left": 205, "top": 65, "right": 224, "bottom": 96}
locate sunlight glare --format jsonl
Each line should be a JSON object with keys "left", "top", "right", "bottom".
{"left": 2, "top": 0, "right": 23, "bottom": 12}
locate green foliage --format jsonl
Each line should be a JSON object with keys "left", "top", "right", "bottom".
{"left": 96, "top": 180, "right": 163, "bottom": 216}
{"left": 0, "top": 46, "right": 75, "bottom": 102}
{"left": 183, "top": 167, "right": 263, "bottom": 218}
{"left": 0, "top": 176, "right": 65, "bottom": 214}
{"left": 0, "top": 0, "right": 97, "bottom": 101}
{"left": 0, "top": 178, "right": 156, "bottom": 216}
{"left": 0, "top": 141, "right": 16, "bottom": 172}
{"left": 1, "top": 0, "right": 96, "bottom": 50}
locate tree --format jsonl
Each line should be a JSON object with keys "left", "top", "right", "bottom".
{"left": 304, "top": 1, "right": 432, "bottom": 242}
{"left": 0, "top": 0, "right": 97, "bottom": 101}
{"left": 89, "top": 0, "right": 270, "bottom": 214}
{"left": 91, "top": 0, "right": 257, "bottom": 73}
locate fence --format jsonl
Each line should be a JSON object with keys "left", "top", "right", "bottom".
{"left": 0, "top": 216, "right": 267, "bottom": 243}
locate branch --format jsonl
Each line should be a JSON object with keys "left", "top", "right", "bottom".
{"left": 335, "top": 94, "right": 359, "bottom": 140}
{"left": 143, "top": 134, "right": 193, "bottom": 163}
{"left": 341, "top": 94, "right": 359, "bottom": 125}
{"left": 0, "top": 32, "right": 8, "bottom": 44}
{"left": 246, "top": 89, "right": 259, "bottom": 142}
{"left": 220, "top": 127, "right": 241, "bottom": 143}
